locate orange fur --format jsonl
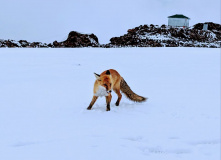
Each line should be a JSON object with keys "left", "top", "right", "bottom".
{"left": 87, "top": 69, "right": 146, "bottom": 111}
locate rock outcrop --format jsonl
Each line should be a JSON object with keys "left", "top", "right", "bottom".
{"left": 1, "top": 23, "right": 220, "bottom": 48}
{"left": 53, "top": 31, "right": 99, "bottom": 48}
{"left": 106, "top": 23, "right": 221, "bottom": 48}
{"left": 0, "top": 31, "right": 99, "bottom": 48}
{"left": 0, "top": 39, "right": 49, "bottom": 48}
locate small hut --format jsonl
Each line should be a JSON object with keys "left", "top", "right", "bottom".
{"left": 168, "top": 14, "right": 190, "bottom": 28}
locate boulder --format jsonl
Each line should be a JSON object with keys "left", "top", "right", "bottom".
{"left": 54, "top": 31, "right": 99, "bottom": 48}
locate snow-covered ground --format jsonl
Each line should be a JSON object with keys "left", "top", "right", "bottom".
{"left": 0, "top": 48, "right": 220, "bottom": 160}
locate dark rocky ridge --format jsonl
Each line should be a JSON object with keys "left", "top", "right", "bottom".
{"left": 0, "top": 31, "right": 99, "bottom": 48}
{"left": 53, "top": 31, "right": 99, "bottom": 47}
{"left": 0, "top": 39, "right": 49, "bottom": 48}
{"left": 193, "top": 22, "right": 221, "bottom": 31}
{"left": 0, "top": 22, "right": 220, "bottom": 48}
{"left": 106, "top": 22, "right": 221, "bottom": 48}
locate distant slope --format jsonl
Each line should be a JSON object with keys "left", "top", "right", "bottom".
{"left": 0, "top": 31, "right": 99, "bottom": 48}
{"left": 107, "top": 23, "right": 221, "bottom": 48}
{"left": 0, "top": 23, "right": 220, "bottom": 48}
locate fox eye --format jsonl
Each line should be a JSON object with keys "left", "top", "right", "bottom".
{"left": 110, "top": 83, "right": 112, "bottom": 86}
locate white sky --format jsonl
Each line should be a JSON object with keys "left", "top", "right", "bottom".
{"left": 0, "top": 0, "right": 220, "bottom": 44}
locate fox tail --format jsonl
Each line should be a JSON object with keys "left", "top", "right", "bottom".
{"left": 120, "top": 78, "right": 147, "bottom": 102}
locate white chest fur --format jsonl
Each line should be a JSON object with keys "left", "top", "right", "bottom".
{"left": 94, "top": 86, "right": 108, "bottom": 97}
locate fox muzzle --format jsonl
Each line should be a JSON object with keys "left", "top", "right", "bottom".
{"left": 107, "top": 90, "right": 112, "bottom": 93}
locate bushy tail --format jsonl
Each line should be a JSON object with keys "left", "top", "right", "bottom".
{"left": 120, "top": 78, "right": 147, "bottom": 102}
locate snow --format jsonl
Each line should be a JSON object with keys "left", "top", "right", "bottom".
{"left": 0, "top": 48, "right": 220, "bottom": 160}
{"left": 94, "top": 86, "right": 109, "bottom": 97}
{"left": 139, "top": 33, "right": 171, "bottom": 40}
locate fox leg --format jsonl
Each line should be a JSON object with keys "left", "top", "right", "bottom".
{"left": 105, "top": 94, "right": 112, "bottom": 111}
{"left": 87, "top": 96, "right": 98, "bottom": 110}
{"left": 114, "top": 89, "right": 122, "bottom": 106}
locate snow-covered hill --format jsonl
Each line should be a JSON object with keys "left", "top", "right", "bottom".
{"left": 0, "top": 48, "right": 220, "bottom": 160}
{"left": 108, "top": 23, "right": 221, "bottom": 48}
{"left": 1, "top": 23, "right": 220, "bottom": 48}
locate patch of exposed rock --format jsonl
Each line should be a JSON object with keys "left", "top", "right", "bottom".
{"left": 0, "top": 31, "right": 99, "bottom": 48}
{"left": 1, "top": 23, "right": 220, "bottom": 48}
{"left": 106, "top": 23, "right": 221, "bottom": 48}
{"left": 0, "top": 39, "right": 49, "bottom": 48}
{"left": 53, "top": 31, "right": 99, "bottom": 48}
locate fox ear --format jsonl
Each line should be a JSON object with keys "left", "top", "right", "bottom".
{"left": 106, "top": 70, "right": 110, "bottom": 75}
{"left": 94, "top": 73, "right": 100, "bottom": 80}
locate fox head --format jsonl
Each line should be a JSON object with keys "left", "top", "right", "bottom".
{"left": 94, "top": 70, "right": 112, "bottom": 93}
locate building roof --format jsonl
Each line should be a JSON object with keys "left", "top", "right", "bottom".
{"left": 168, "top": 14, "right": 190, "bottom": 19}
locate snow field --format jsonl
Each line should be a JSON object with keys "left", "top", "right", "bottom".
{"left": 0, "top": 48, "right": 220, "bottom": 160}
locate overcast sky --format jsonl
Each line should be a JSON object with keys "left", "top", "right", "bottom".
{"left": 0, "top": 0, "right": 220, "bottom": 44}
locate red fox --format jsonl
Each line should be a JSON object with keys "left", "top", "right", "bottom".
{"left": 87, "top": 69, "right": 147, "bottom": 111}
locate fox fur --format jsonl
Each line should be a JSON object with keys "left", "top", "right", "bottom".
{"left": 87, "top": 69, "right": 147, "bottom": 111}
